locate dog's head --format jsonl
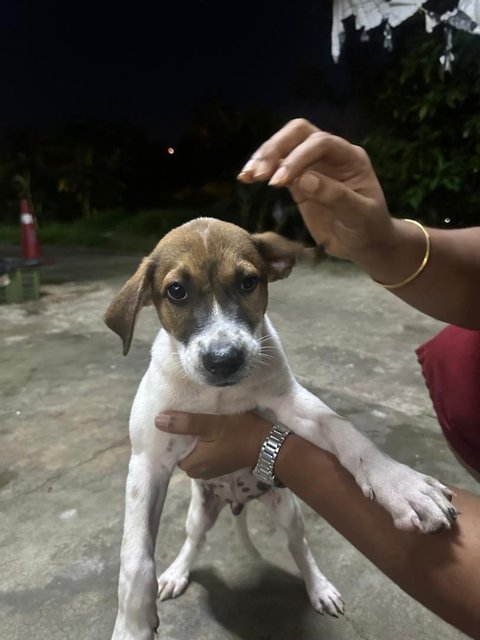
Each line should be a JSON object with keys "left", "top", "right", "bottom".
{"left": 104, "top": 217, "right": 304, "bottom": 387}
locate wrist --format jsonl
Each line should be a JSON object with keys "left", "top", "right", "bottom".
{"left": 252, "top": 423, "right": 291, "bottom": 485}
{"left": 244, "top": 415, "right": 273, "bottom": 468}
{"left": 354, "top": 218, "right": 427, "bottom": 286}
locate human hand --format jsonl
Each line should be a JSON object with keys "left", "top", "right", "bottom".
{"left": 238, "top": 118, "right": 399, "bottom": 266}
{"left": 154, "top": 412, "right": 271, "bottom": 479}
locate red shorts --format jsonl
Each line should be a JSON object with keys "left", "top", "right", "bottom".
{"left": 416, "top": 325, "right": 480, "bottom": 475}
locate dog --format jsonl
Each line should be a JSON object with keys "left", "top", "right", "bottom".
{"left": 104, "top": 217, "right": 456, "bottom": 640}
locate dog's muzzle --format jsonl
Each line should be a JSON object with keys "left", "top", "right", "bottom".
{"left": 202, "top": 341, "right": 245, "bottom": 385}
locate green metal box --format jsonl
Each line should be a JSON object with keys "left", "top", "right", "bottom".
{"left": 0, "top": 264, "right": 40, "bottom": 304}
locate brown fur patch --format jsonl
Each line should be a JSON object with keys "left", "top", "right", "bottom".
{"left": 147, "top": 219, "right": 269, "bottom": 344}
{"left": 104, "top": 218, "right": 303, "bottom": 353}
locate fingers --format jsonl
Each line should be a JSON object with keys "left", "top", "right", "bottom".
{"left": 237, "top": 118, "right": 368, "bottom": 189}
{"left": 288, "top": 171, "right": 375, "bottom": 256}
{"left": 238, "top": 118, "right": 318, "bottom": 183}
{"left": 290, "top": 170, "right": 372, "bottom": 222}
{"left": 269, "top": 133, "right": 366, "bottom": 187}
{"left": 155, "top": 411, "right": 219, "bottom": 438}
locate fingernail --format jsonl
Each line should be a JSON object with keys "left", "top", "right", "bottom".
{"left": 268, "top": 165, "right": 289, "bottom": 187}
{"left": 155, "top": 414, "right": 171, "bottom": 430}
{"left": 239, "top": 158, "right": 257, "bottom": 174}
{"left": 237, "top": 170, "right": 254, "bottom": 183}
{"left": 252, "top": 160, "right": 271, "bottom": 179}
{"left": 298, "top": 172, "right": 319, "bottom": 193}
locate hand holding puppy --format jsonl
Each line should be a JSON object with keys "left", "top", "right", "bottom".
{"left": 155, "top": 412, "right": 270, "bottom": 479}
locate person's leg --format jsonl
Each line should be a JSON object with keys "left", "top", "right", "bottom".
{"left": 417, "top": 325, "right": 480, "bottom": 479}
{"left": 446, "top": 442, "right": 480, "bottom": 482}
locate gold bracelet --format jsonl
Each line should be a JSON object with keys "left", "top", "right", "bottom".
{"left": 376, "top": 218, "right": 431, "bottom": 291}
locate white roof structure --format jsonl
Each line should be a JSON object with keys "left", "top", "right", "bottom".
{"left": 331, "top": 0, "right": 480, "bottom": 63}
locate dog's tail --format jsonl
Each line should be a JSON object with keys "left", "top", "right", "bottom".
{"left": 232, "top": 504, "right": 262, "bottom": 559}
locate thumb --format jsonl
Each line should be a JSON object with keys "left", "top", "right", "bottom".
{"left": 154, "top": 411, "right": 219, "bottom": 438}
{"left": 291, "top": 170, "right": 372, "bottom": 227}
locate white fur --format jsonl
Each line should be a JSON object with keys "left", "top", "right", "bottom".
{"left": 178, "top": 299, "right": 260, "bottom": 386}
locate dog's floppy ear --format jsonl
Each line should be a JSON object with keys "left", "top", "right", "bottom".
{"left": 104, "top": 257, "right": 153, "bottom": 356}
{"left": 252, "top": 231, "right": 306, "bottom": 282}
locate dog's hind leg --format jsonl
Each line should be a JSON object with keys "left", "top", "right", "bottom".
{"left": 234, "top": 504, "right": 262, "bottom": 559}
{"left": 158, "top": 479, "right": 224, "bottom": 601}
{"left": 258, "top": 488, "right": 344, "bottom": 617}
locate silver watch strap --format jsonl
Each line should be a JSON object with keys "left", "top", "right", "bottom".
{"left": 252, "top": 424, "right": 291, "bottom": 485}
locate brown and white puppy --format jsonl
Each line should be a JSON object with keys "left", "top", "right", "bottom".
{"left": 105, "top": 217, "right": 456, "bottom": 640}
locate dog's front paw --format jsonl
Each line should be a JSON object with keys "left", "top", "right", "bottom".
{"left": 356, "top": 457, "right": 457, "bottom": 534}
{"left": 113, "top": 559, "right": 159, "bottom": 640}
{"left": 111, "top": 613, "right": 159, "bottom": 640}
{"left": 306, "top": 575, "right": 345, "bottom": 617}
{"left": 157, "top": 564, "right": 190, "bottom": 601}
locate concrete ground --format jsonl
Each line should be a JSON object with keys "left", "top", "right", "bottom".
{"left": 0, "top": 245, "right": 477, "bottom": 640}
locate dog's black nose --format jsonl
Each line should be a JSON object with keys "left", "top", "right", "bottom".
{"left": 202, "top": 344, "right": 245, "bottom": 379}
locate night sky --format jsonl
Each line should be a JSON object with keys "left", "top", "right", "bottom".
{"left": 1, "top": 0, "right": 336, "bottom": 143}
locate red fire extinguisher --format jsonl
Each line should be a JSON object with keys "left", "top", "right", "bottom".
{"left": 20, "top": 198, "right": 41, "bottom": 263}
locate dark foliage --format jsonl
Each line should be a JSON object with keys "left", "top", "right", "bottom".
{"left": 363, "top": 27, "right": 480, "bottom": 227}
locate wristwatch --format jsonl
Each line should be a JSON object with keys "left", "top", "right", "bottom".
{"left": 252, "top": 424, "right": 291, "bottom": 485}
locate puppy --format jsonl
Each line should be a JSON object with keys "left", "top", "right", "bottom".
{"left": 105, "top": 218, "right": 456, "bottom": 640}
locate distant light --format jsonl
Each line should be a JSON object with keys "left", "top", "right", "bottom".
{"left": 167, "top": 147, "right": 175, "bottom": 155}
{"left": 444, "top": 217, "right": 451, "bottom": 224}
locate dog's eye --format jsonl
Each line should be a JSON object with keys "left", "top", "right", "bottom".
{"left": 240, "top": 275, "right": 258, "bottom": 292}
{"left": 166, "top": 283, "right": 187, "bottom": 301}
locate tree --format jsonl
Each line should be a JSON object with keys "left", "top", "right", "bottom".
{"left": 362, "top": 27, "right": 480, "bottom": 226}
{"left": 52, "top": 120, "right": 125, "bottom": 218}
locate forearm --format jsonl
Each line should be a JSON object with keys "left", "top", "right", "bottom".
{"left": 357, "top": 220, "right": 480, "bottom": 329}
{"left": 159, "top": 410, "right": 480, "bottom": 636}
{"left": 275, "top": 434, "right": 480, "bottom": 639}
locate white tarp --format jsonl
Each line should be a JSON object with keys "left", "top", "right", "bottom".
{"left": 331, "top": 0, "right": 480, "bottom": 61}
{"left": 460, "top": 0, "right": 480, "bottom": 23}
